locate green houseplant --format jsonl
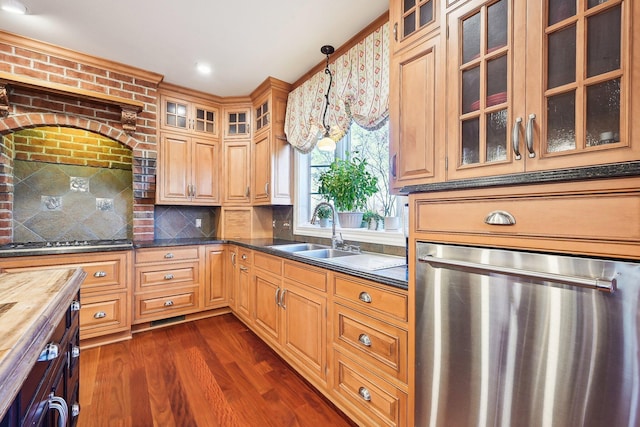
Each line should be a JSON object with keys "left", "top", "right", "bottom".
{"left": 318, "top": 155, "right": 378, "bottom": 228}
{"left": 362, "top": 210, "right": 383, "bottom": 230}
{"left": 316, "top": 204, "right": 332, "bottom": 227}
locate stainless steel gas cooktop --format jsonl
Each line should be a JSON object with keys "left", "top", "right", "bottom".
{"left": 0, "top": 239, "right": 133, "bottom": 254}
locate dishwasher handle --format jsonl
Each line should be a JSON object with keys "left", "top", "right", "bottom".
{"left": 418, "top": 255, "right": 616, "bottom": 293}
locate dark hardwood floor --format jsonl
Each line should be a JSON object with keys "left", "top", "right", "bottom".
{"left": 78, "top": 314, "right": 356, "bottom": 427}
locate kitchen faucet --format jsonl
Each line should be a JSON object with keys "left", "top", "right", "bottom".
{"left": 310, "top": 202, "right": 343, "bottom": 249}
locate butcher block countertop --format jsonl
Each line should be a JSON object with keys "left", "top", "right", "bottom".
{"left": 0, "top": 268, "right": 86, "bottom": 419}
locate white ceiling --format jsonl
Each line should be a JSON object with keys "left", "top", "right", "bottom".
{"left": 0, "top": 0, "right": 389, "bottom": 96}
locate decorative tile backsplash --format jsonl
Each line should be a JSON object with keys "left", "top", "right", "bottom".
{"left": 13, "top": 160, "right": 133, "bottom": 242}
{"left": 154, "top": 205, "right": 218, "bottom": 239}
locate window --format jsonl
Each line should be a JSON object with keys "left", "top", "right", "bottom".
{"left": 294, "top": 119, "right": 407, "bottom": 247}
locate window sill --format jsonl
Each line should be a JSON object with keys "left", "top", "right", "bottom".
{"left": 294, "top": 223, "right": 406, "bottom": 247}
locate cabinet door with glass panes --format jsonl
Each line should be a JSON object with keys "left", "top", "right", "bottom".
{"left": 390, "top": 0, "right": 439, "bottom": 52}
{"left": 446, "top": 0, "right": 525, "bottom": 180}
{"left": 446, "top": 0, "right": 639, "bottom": 181}
{"left": 525, "top": 0, "right": 639, "bottom": 171}
{"left": 160, "top": 93, "right": 220, "bottom": 138}
{"left": 223, "top": 106, "right": 251, "bottom": 139}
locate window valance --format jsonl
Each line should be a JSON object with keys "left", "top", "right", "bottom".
{"left": 284, "top": 22, "right": 389, "bottom": 153}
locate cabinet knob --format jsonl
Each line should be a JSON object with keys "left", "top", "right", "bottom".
{"left": 70, "top": 300, "right": 81, "bottom": 312}
{"left": 164, "top": 300, "right": 174, "bottom": 307}
{"left": 93, "top": 271, "right": 107, "bottom": 278}
{"left": 358, "top": 292, "right": 372, "bottom": 303}
{"left": 71, "top": 402, "right": 80, "bottom": 417}
{"left": 358, "top": 387, "right": 372, "bottom": 402}
{"left": 71, "top": 346, "right": 80, "bottom": 358}
{"left": 241, "top": 254, "right": 248, "bottom": 260}
{"left": 164, "top": 253, "right": 174, "bottom": 259}
{"left": 93, "top": 311, "right": 107, "bottom": 319}
{"left": 358, "top": 333, "right": 372, "bottom": 347}
{"left": 38, "top": 343, "right": 60, "bottom": 361}
{"left": 164, "top": 274, "right": 174, "bottom": 280}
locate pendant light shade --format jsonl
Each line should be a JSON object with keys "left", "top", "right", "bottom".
{"left": 317, "top": 134, "right": 336, "bottom": 152}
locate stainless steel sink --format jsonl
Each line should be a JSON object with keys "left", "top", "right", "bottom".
{"left": 267, "top": 243, "right": 329, "bottom": 253}
{"left": 294, "top": 248, "right": 357, "bottom": 259}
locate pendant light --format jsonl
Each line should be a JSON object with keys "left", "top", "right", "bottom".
{"left": 317, "top": 45, "right": 336, "bottom": 152}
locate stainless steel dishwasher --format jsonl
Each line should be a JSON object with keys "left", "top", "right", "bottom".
{"left": 415, "top": 242, "right": 640, "bottom": 427}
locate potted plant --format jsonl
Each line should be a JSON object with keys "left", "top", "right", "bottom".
{"left": 317, "top": 155, "right": 378, "bottom": 228}
{"left": 315, "top": 204, "right": 332, "bottom": 228}
{"left": 383, "top": 203, "right": 400, "bottom": 231}
{"left": 362, "top": 211, "right": 383, "bottom": 230}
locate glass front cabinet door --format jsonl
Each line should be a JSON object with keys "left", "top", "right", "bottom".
{"left": 446, "top": 0, "right": 638, "bottom": 180}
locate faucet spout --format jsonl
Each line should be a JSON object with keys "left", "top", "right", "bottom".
{"left": 310, "top": 202, "right": 343, "bottom": 249}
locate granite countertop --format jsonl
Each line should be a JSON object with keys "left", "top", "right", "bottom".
{"left": 136, "top": 238, "right": 409, "bottom": 290}
{"left": 0, "top": 268, "right": 86, "bottom": 419}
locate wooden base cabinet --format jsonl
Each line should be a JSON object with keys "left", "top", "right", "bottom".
{"left": 133, "top": 246, "right": 204, "bottom": 324}
{"left": 0, "top": 251, "right": 133, "bottom": 349}
{"left": 329, "top": 273, "right": 409, "bottom": 427}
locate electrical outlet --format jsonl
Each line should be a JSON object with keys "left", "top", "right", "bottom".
{"left": 195, "top": 218, "right": 202, "bottom": 228}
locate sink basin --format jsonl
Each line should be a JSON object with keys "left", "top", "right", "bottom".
{"left": 295, "top": 248, "right": 357, "bottom": 259}
{"left": 268, "top": 243, "right": 329, "bottom": 253}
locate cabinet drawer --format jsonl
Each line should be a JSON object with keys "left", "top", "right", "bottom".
{"left": 333, "top": 275, "right": 408, "bottom": 323}
{"left": 238, "top": 249, "right": 252, "bottom": 265}
{"left": 135, "top": 262, "right": 198, "bottom": 291}
{"left": 254, "top": 252, "right": 282, "bottom": 275}
{"left": 334, "top": 304, "right": 407, "bottom": 383}
{"left": 283, "top": 261, "right": 327, "bottom": 292}
{"left": 135, "top": 288, "right": 199, "bottom": 320}
{"left": 79, "top": 291, "right": 128, "bottom": 339}
{"left": 135, "top": 246, "right": 200, "bottom": 264}
{"left": 81, "top": 260, "right": 123, "bottom": 292}
{"left": 332, "top": 350, "right": 407, "bottom": 427}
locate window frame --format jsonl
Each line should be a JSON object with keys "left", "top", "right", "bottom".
{"left": 293, "top": 123, "right": 406, "bottom": 248}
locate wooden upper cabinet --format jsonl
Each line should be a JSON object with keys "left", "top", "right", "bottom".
{"left": 446, "top": 0, "right": 639, "bottom": 181}
{"left": 157, "top": 132, "right": 220, "bottom": 205}
{"left": 390, "top": 33, "right": 444, "bottom": 194}
{"left": 250, "top": 77, "right": 293, "bottom": 205}
{"left": 223, "top": 105, "right": 251, "bottom": 139}
{"left": 390, "top": 0, "right": 439, "bottom": 52}
{"left": 160, "top": 93, "right": 220, "bottom": 138}
{"left": 222, "top": 103, "right": 252, "bottom": 205}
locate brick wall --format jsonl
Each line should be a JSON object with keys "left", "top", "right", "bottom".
{"left": 13, "top": 126, "right": 133, "bottom": 169}
{"left": 0, "top": 33, "right": 163, "bottom": 242}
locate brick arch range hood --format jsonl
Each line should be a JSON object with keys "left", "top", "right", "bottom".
{"left": 0, "top": 30, "right": 164, "bottom": 244}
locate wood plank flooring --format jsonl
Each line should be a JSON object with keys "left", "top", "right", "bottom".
{"left": 78, "top": 314, "right": 356, "bottom": 427}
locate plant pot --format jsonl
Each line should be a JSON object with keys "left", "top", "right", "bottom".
{"left": 367, "top": 219, "right": 378, "bottom": 230}
{"left": 384, "top": 216, "right": 400, "bottom": 231}
{"left": 337, "top": 212, "right": 364, "bottom": 228}
{"left": 319, "top": 218, "right": 329, "bottom": 228}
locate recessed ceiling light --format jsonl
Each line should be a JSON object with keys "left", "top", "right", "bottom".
{"left": 1, "top": 0, "right": 27, "bottom": 14}
{"left": 196, "top": 63, "right": 212, "bottom": 75}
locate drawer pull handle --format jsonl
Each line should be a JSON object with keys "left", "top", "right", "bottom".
{"left": 164, "top": 300, "right": 174, "bottom": 307}
{"left": 526, "top": 113, "right": 536, "bottom": 158}
{"left": 48, "top": 394, "right": 68, "bottom": 426}
{"left": 512, "top": 117, "right": 522, "bottom": 160}
{"left": 164, "top": 274, "right": 174, "bottom": 280}
{"left": 38, "top": 343, "right": 59, "bottom": 361}
{"left": 358, "top": 387, "right": 372, "bottom": 402}
{"left": 484, "top": 210, "right": 516, "bottom": 226}
{"left": 240, "top": 266, "right": 249, "bottom": 272}
{"left": 275, "top": 288, "right": 281, "bottom": 306}
{"left": 358, "top": 334, "right": 372, "bottom": 347}
{"left": 164, "top": 253, "right": 174, "bottom": 259}
{"left": 358, "top": 292, "right": 372, "bottom": 303}
{"left": 70, "top": 300, "right": 81, "bottom": 312}
{"left": 71, "top": 346, "right": 80, "bottom": 358}
{"left": 93, "top": 311, "right": 107, "bottom": 319}
{"left": 93, "top": 271, "right": 107, "bottom": 278}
